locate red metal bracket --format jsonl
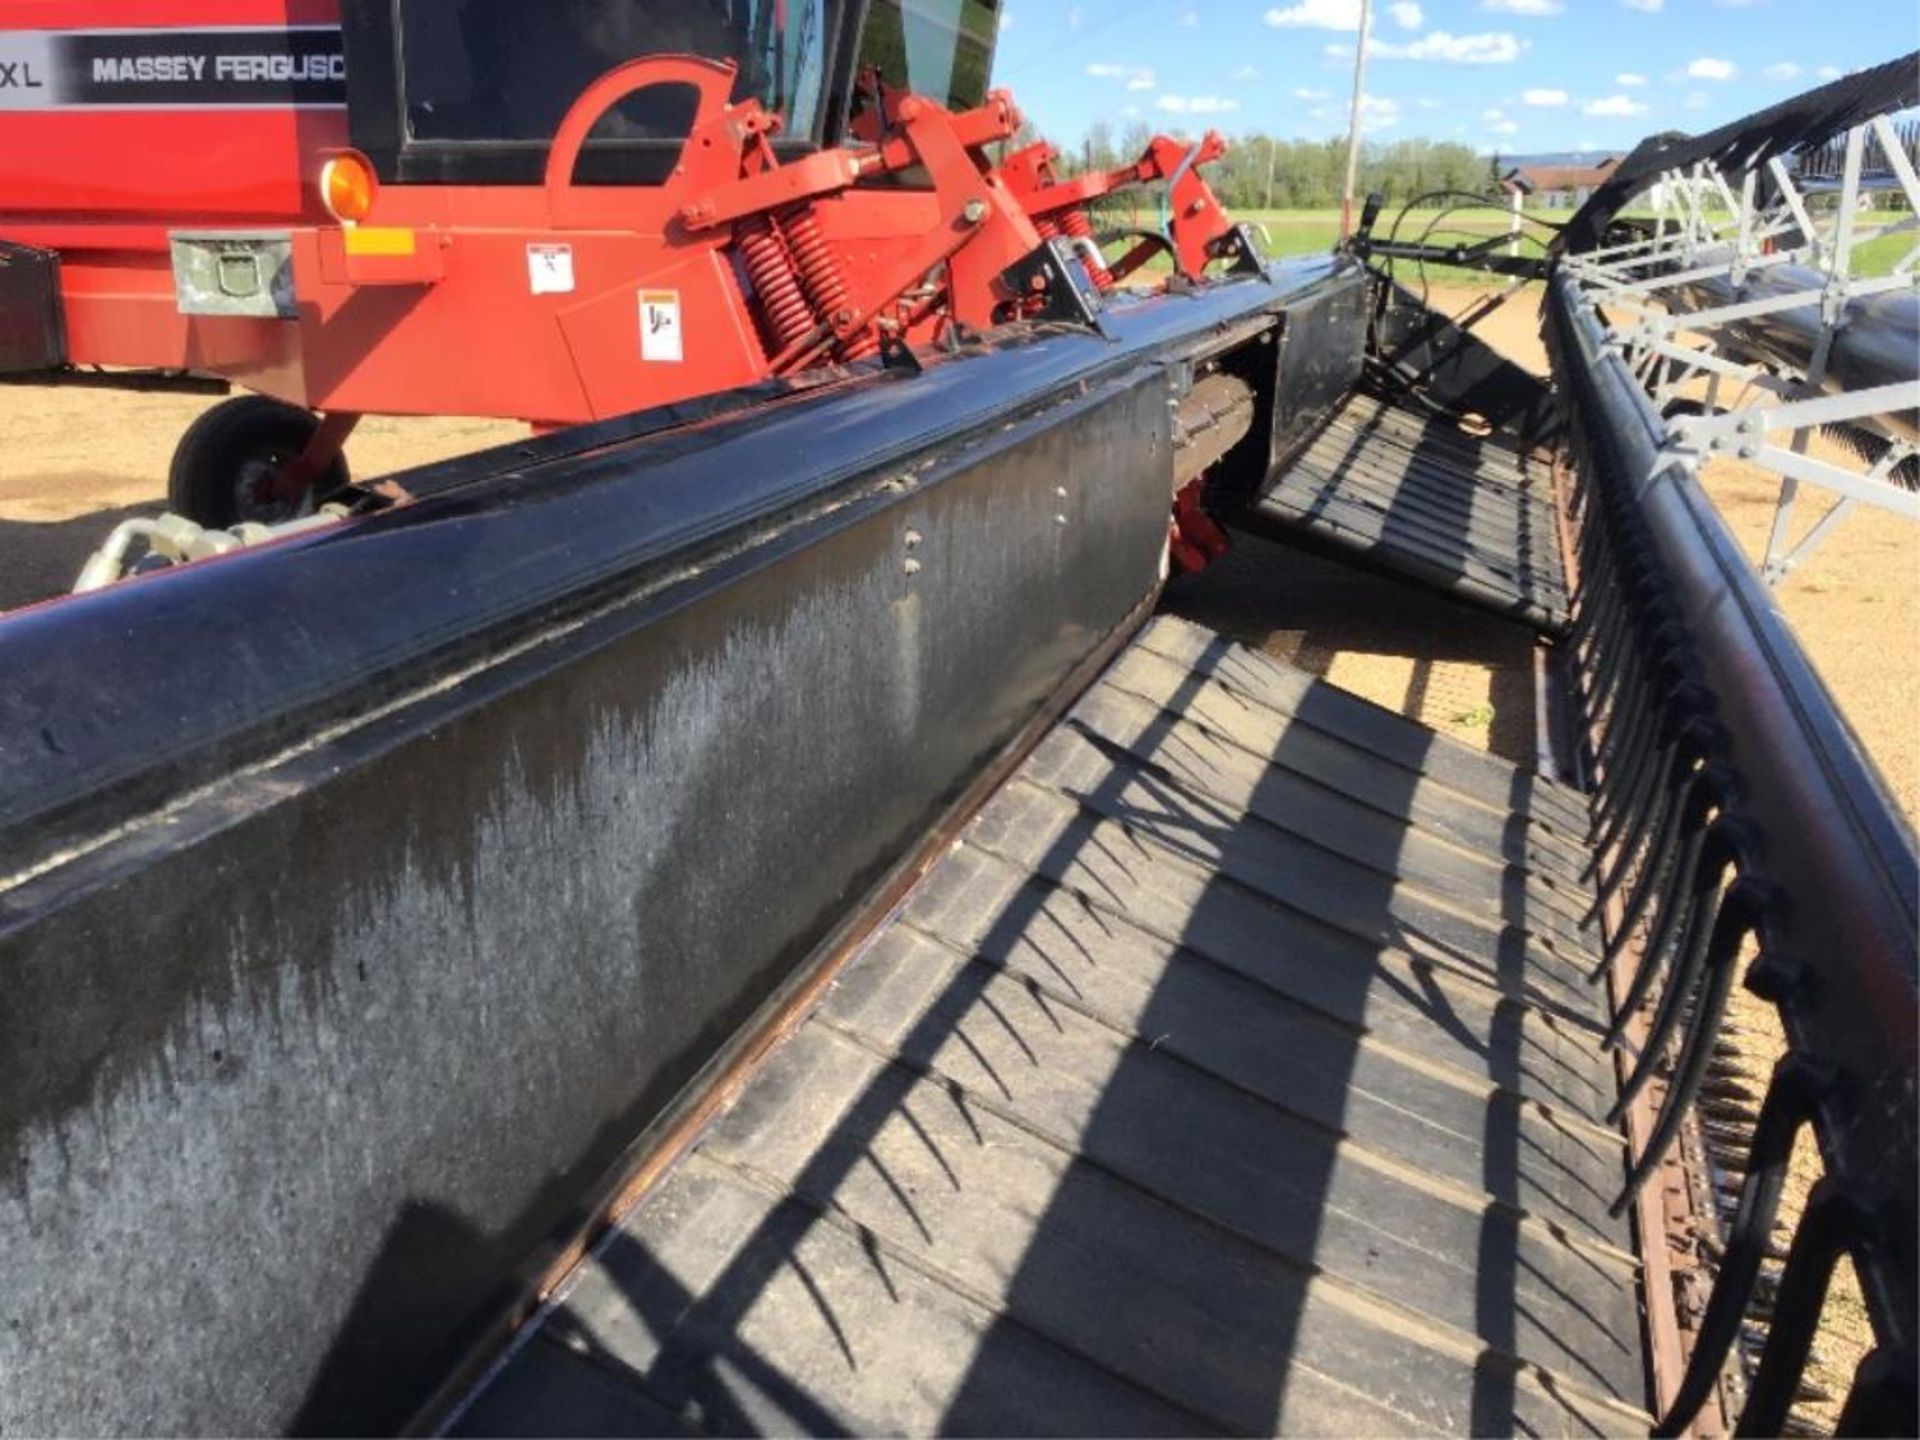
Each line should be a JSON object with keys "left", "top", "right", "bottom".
{"left": 544, "top": 54, "right": 742, "bottom": 228}
{"left": 663, "top": 84, "right": 1037, "bottom": 369}
{"left": 1170, "top": 476, "right": 1231, "bottom": 574}
{"left": 997, "top": 130, "right": 1236, "bottom": 284}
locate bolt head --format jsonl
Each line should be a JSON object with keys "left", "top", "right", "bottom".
{"left": 963, "top": 199, "right": 988, "bottom": 224}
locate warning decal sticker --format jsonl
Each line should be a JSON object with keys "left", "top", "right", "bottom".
{"left": 0, "top": 27, "right": 346, "bottom": 110}
{"left": 527, "top": 244, "right": 576, "bottom": 296}
{"left": 639, "top": 290, "right": 684, "bottom": 363}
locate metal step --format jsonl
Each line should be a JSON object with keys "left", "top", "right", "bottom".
{"left": 449, "top": 617, "right": 1645, "bottom": 1438}
{"left": 1237, "top": 392, "right": 1572, "bottom": 635}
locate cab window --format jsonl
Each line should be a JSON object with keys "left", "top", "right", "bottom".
{"left": 397, "top": 0, "right": 844, "bottom": 143}
{"left": 854, "top": 0, "right": 1000, "bottom": 112}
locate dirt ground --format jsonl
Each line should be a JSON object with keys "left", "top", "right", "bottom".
{"left": 0, "top": 388, "right": 521, "bottom": 611}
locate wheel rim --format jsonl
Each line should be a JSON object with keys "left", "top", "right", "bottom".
{"left": 232, "top": 450, "right": 317, "bottom": 526}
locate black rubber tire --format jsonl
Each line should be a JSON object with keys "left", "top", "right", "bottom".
{"left": 167, "top": 395, "right": 350, "bottom": 528}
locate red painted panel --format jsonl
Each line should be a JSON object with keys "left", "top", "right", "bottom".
{"left": 0, "top": 1, "right": 344, "bottom": 229}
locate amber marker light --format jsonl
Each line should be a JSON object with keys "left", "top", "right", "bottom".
{"left": 319, "top": 151, "right": 379, "bottom": 225}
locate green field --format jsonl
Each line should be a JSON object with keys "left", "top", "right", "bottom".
{"left": 1107, "top": 203, "right": 1913, "bottom": 283}
{"left": 1103, "top": 204, "right": 1543, "bottom": 286}
{"left": 1232, "top": 206, "right": 1545, "bottom": 288}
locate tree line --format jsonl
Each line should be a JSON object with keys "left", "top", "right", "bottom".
{"left": 1032, "top": 119, "right": 1501, "bottom": 212}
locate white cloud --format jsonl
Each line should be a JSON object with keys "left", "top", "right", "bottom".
{"left": 1522, "top": 87, "right": 1568, "bottom": 105}
{"left": 1066, "top": 5, "right": 1085, "bottom": 28}
{"left": 1583, "top": 93, "right": 1648, "bottom": 116}
{"left": 1416, "top": 95, "right": 1443, "bottom": 108}
{"left": 1621, "top": 0, "right": 1662, "bottom": 11}
{"left": 1371, "top": 30, "right": 1525, "bottom": 62}
{"left": 1483, "top": 107, "right": 1508, "bottom": 119}
{"left": 1264, "top": 0, "right": 1364, "bottom": 28}
{"left": 1683, "top": 90, "right": 1710, "bottom": 109}
{"left": 1231, "top": 64, "right": 1262, "bottom": 81}
{"left": 1360, "top": 93, "right": 1402, "bottom": 128}
{"left": 1179, "top": 8, "right": 1200, "bottom": 26}
{"left": 1389, "top": 1, "right": 1425, "bottom": 27}
{"left": 1764, "top": 62, "right": 1801, "bottom": 80}
{"left": 1816, "top": 63, "right": 1842, "bottom": 79}
{"left": 1483, "top": 0, "right": 1564, "bottom": 13}
{"left": 1292, "top": 85, "right": 1331, "bottom": 99}
{"left": 999, "top": 7, "right": 1014, "bottom": 30}
{"left": 1686, "top": 56, "right": 1737, "bottom": 80}
{"left": 1156, "top": 94, "right": 1242, "bottom": 115}
{"left": 1616, "top": 72, "right": 1648, "bottom": 86}
{"left": 1086, "top": 61, "right": 1157, "bottom": 91}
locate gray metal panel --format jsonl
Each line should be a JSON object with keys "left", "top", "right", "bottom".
{"left": 1245, "top": 392, "right": 1572, "bottom": 634}
{"left": 459, "top": 617, "right": 1646, "bottom": 1437}
{"left": 1269, "top": 270, "right": 1371, "bottom": 467}
{"left": 0, "top": 367, "right": 1178, "bottom": 1437}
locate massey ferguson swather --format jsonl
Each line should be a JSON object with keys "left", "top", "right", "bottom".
{"left": 1, "top": 7, "right": 1916, "bottom": 1438}
{"left": 0, "top": 0, "right": 1242, "bottom": 526}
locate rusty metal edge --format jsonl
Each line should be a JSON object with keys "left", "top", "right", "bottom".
{"left": 408, "top": 581, "right": 1165, "bottom": 1437}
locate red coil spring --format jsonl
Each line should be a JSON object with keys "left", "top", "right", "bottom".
{"left": 735, "top": 213, "right": 815, "bottom": 354}
{"left": 1033, "top": 215, "right": 1061, "bottom": 240}
{"left": 781, "top": 205, "right": 878, "bottom": 360}
{"left": 1058, "top": 208, "right": 1115, "bottom": 291}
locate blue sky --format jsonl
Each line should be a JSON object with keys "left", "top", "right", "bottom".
{"left": 989, "top": 0, "right": 1918, "bottom": 155}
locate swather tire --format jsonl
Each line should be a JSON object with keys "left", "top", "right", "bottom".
{"left": 167, "top": 395, "right": 350, "bottom": 529}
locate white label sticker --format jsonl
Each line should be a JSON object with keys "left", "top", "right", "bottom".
{"left": 526, "top": 243, "right": 574, "bottom": 295}
{"left": 0, "top": 35, "right": 57, "bottom": 110}
{"left": 639, "top": 290, "right": 683, "bottom": 363}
